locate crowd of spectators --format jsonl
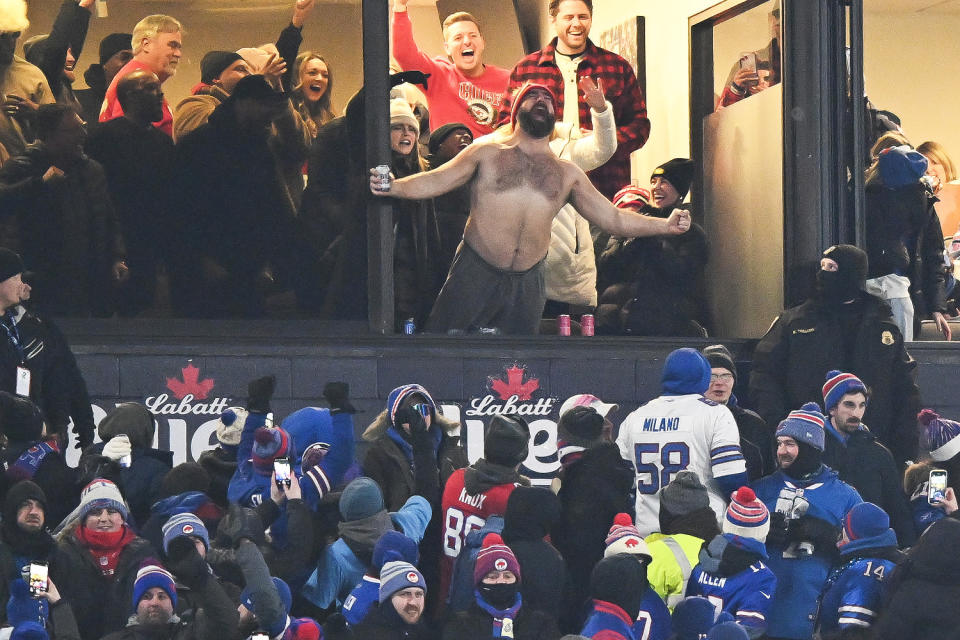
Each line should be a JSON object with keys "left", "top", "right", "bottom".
{"left": 0, "top": 339, "right": 954, "bottom": 640}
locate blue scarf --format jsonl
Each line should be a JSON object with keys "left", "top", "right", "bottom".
{"left": 474, "top": 590, "right": 522, "bottom": 638}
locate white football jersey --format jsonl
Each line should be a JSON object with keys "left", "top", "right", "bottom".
{"left": 616, "top": 393, "right": 746, "bottom": 536}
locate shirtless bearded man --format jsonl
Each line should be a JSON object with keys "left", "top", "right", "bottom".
{"left": 371, "top": 83, "right": 691, "bottom": 334}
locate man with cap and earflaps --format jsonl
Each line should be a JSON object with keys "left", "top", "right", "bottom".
{"left": 820, "top": 370, "right": 915, "bottom": 546}
{"left": 750, "top": 243, "right": 921, "bottom": 467}
{"left": 75, "top": 32, "right": 132, "bottom": 125}
{"left": 814, "top": 502, "right": 903, "bottom": 640}
{"left": 686, "top": 487, "right": 777, "bottom": 638}
{"left": 617, "top": 347, "right": 747, "bottom": 537}
{"left": 371, "top": 82, "right": 690, "bottom": 335}
{"left": 750, "top": 403, "right": 862, "bottom": 640}
{"left": 438, "top": 415, "right": 530, "bottom": 607}
{"left": 595, "top": 159, "right": 707, "bottom": 337}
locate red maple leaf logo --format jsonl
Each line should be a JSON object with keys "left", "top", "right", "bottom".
{"left": 166, "top": 364, "right": 215, "bottom": 400}
{"left": 490, "top": 365, "right": 539, "bottom": 401}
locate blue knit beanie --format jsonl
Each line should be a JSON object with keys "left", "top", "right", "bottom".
{"left": 822, "top": 370, "right": 868, "bottom": 412}
{"left": 878, "top": 145, "right": 927, "bottom": 188}
{"left": 672, "top": 596, "right": 719, "bottom": 640}
{"left": 372, "top": 530, "right": 419, "bottom": 571}
{"left": 339, "top": 477, "right": 385, "bottom": 521}
{"left": 162, "top": 512, "right": 210, "bottom": 553}
{"left": 776, "top": 402, "right": 826, "bottom": 452}
{"left": 662, "top": 348, "right": 712, "bottom": 396}
{"left": 842, "top": 502, "right": 890, "bottom": 543}
{"left": 131, "top": 564, "right": 177, "bottom": 612}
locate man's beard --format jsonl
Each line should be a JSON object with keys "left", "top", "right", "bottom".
{"left": 517, "top": 108, "right": 555, "bottom": 138}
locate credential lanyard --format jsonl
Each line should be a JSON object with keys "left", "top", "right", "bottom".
{"left": 0, "top": 312, "right": 25, "bottom": 363}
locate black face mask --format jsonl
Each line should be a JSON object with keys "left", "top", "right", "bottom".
{"left": 479, "top": 582, "right": 519, "bottom": 610}
{"left": 782, "top": 441, "right": 823, "bottom": 479}
{"left": 816, "top": 269, "right": 860, "bottom": 304}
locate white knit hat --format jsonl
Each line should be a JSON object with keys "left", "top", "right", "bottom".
{"left": 390, "top": 98, "right": 419, "bottom": 135}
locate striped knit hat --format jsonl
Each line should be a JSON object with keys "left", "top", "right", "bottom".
{"left": 131, "top": 564, "right": 177, "bottom": 612}
{"left": 722, "top": 487, "right": 770, "bottom": 542}
{"left": 776, "top": 402, "right": 826, "bottom": 452}
{"left": 918, "top": 409, "right": 960, "bottom": 462}
{"left": 604, "top": 513, "right": 652, "bottom": 561}
{"left": 251, "top": 426, "right": 290, "bottom": 473}
{"left": 822, "top": 370, "right": 868, "bottom": 411}
{"left": 379, "top": 561, "right": 425, "bottom": 603}
{"left": 474, "top": 533, "right": 521, "bottom": 585}
{"left": 612, "top": 185, "right": 652, "bottom": 210}
{"left": 161, "top": 513, "right": 210, "bottom": 553}
{"left": 386, "top": 384, "right": 437, "bottom": 425}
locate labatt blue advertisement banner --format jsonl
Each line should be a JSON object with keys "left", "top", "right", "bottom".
{"left": 69, "top": 358, "right": 643, "bottom": 486}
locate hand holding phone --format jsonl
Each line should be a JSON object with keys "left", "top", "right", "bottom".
{"left": 29, "top": 562, "right": 48, "bottom": 597}
{"left": 928, "top": 469, "right": 948, "bottom": 505}
{"left": 273, "top": 457, "right": 292, "bottom": 489}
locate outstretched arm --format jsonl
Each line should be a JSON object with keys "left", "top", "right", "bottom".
{"left": 370, "top": 141, "right": 483, "bottom": 199}
{"left": 568, "top": 165, "right": 690, "bottom": 238}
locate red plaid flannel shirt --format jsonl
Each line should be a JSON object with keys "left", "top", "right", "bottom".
{"left": 500, "top": 38, "right": 650, "bottom": 199}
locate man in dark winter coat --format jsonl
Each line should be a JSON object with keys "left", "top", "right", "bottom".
{"left": 0, "top": 392, "right": 77, "bottom": 525}
{"left": 74, "top": 33, "right": 132, "bottom": 126}
{"left": 820, "top": 370, "right": 915, "bottom": 547}
{"left": 550, "top": 398, "right": 633, "bottom": 631}
{"left": 441, "top": 533, "right": 559, "bottom": 640}
{"left": 0, "top": 251, "right": 95, "bottom": 449}
{"left": 362, "top": 383, "right": 467, "bottom": 512}
{"left": 168, "top": 74, "right": 297, "bottom": 317}
{"left": 0, "top": 104, "right": 127, "bottom": 317}
{"left": 596, "top": 159, "right": 708, "bottom": 337}
{"left": 100, "top": 561, "right": 238, "bottom": 640}
{"left": 85, "top": 69, "right": 174, "bottom": 316}
{"left": 873, "top": 518, "right": 960, "bottom": 640}
{"left": 348, "top": 561, "right": 436, "bottom": 640}
{"left": 502, "top": 486, "right": 567, "bottom": 623}
{"left": 702, "top": 344, "right": 770, "bottom": 479}
{"left": 20, "top": 0, "right": 93, "bottom": 111}
{"left": 362, "top": 383, "right": 467, "bottom": 616}
{"left": 750, "top": 244, "right": 921, "bottom": 467}
{"left": 197, "top": 407, "right": 245, "bottom": 508}
{"left": 0, "top": 480, "right": 63, "bottom": 627}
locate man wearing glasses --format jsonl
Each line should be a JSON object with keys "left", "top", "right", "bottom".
{"left": 703, "top": 344, "right": 771, "bottom": 479}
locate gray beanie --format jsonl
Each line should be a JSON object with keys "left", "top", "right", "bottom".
{"left": 659, "top": 470, "right": 709, "bottom": 517}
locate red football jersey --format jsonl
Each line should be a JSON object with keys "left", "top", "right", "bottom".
{"left": 439, "top": 467, "right": 518, "bottom": 601}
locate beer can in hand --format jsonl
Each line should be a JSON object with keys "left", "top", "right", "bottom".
{"left": 374, "top": 165, "right": 391, "bottom": 192}
{"left": 558, "top": 314, "right": 571, "bottom": 336}
{"left": 580, "top": 314, "right": 595, "bottom": 336}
